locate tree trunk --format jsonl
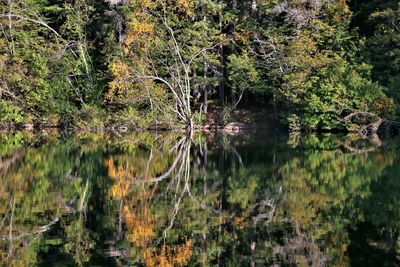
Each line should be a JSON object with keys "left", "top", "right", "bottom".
{"left": 204, "top": 88, "right": 208, "bottom": 114}
{"left": 232, "top": 0, "right": 237, "bottom": 9}
{"left": 203, "top": 62, "right": 208, "bottom": 114}
{"left": 231, "top": 90, "right": 237, "bottom": 108}
{"left": 219, "top": 16, "right": 225, "bottom": 105}
{"left": 251, "top": 0, "right": 257, "bottom": 13}
{"left": 273, "top": 93, "right": 278, "bottom": 121}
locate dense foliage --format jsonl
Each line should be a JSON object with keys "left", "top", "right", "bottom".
{"left": 1, "top": 0, "right": 399, "bottom": 131}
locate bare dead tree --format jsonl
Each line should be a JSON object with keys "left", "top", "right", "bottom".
{"left": 131, "top": 18, "right": 229, "bottom": 132}
{"left": 273, "top": 0, "right": 331, "bottom": 30}
{"left": 342, "top": 109, "right": 400, "bottom": 137}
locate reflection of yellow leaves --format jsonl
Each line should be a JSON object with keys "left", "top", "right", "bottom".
{"left": 143, "top": 240, "right": 192, "bottom": 267}
{"left": 107, "top": 155, "right": 158, "bottom": 246}
{"left": 281, "top": 159, "right": 330, "bottom": 229}
{"left": 105, "top": 158, "right": 137, "bottom": 199}
{"left": 109, "top": 181, "right": 130, "bottom": 199}
{"left": 105, "top": 152, "right": 173, "bottom": 199}
{"left": 219, "top": 216, "right": 225, "bottom": 225}
{"left": 124, "top": 205, "right": 155, "bottom": 247}
{"left": 233, "top": 217, "right": 246, "bottom": 229}
{"left": 120, "top": 184, "right": 192, "bottom": 266}
{"left": 173, "top": 240, "right": 192, "bottom": 266}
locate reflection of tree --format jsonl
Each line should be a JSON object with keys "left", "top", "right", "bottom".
{"left": 2, "top": 131, "right": 400, "bottom": 266}
{"left": 104, "top": 132, "right": 286, "bottom": 266}
{"left": 276, "top": 134, "right": 394, "bottom": 266}
{"left": 0, "top": 132, "right": 94, "bottom": 266}
{"left": 143, "top": 240, "right": 192, "bottom": 267}
{"left": 105, "top": 135, "right": 194, "bottom": 266}
{"left": 63, "top": 213, "right": 94, "bottom": 267}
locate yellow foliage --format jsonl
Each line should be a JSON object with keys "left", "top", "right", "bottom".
{"left": 110, "top": 62, "right": 130, "bottom": 77}
{"left": 107, "top": 62, "right": 131, "bottom": 100}
{"left": 330, "top": 0, "right": 352, "bottom": 23}
{"left": 124, "top": 16, "right": 154, "bottom": 47}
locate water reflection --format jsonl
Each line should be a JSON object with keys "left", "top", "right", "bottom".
{"left": 0, "top": 131, "right": 399, "bottom": 266}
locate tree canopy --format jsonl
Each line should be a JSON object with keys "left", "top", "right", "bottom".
{"left": 1, "top": 0, "right": 400, "bottom": 131}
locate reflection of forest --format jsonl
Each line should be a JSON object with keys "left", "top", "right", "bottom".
{"left": 0, "top": 131, "right": 399, "bottom": 266}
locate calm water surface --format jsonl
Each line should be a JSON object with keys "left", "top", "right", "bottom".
{"left": 0, "top": 130, "right": 399, "bottom": 266}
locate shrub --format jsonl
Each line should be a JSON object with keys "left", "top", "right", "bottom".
{"left": 0, "top": 101, "right": 24, "bottom": 127}
{"left": 73, "top": 105, "right": 107, "bottom": 130}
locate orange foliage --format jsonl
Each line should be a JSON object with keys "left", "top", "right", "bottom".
{"left": 104, "top": 153, "right": 192, "bottom": 266}
{"left": 105, "top": 158, "right": 137, "bottom": 198}
{"left": 143, "top": 240, "right": 193, "bottom": 267}
{"left": 233, "top": 216, "right": 246, "bottom": 229}
{"left": 124, "top": 205, "right": 156, "bottom": 247}
{"left": 105, "top": 153, "right": 173, "bottom": 198}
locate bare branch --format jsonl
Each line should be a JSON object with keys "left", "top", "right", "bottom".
{"left": 0, "top": 217, "right": 60, "bottom": 241}
{"left": 0, "top": 14, "right": 62, "bottom": 38}
{"left": 136, "top": 74, "right": 184, "bottom": 108}
{"left": 232, "top": 89, "right": 245, "bottom": 110}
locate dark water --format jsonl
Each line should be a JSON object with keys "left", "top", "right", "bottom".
{"left": 0, "top": 130, "right": 399, "bottom": 266}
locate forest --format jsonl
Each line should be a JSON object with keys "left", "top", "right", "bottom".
{"left": 1, "top": 0, "right": 400, "bottom": 132}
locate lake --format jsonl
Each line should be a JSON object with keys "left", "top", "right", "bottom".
{"left": 0, "top": 130, "right": 399, "bottom": 266}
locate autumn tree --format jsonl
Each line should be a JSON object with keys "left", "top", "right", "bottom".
{"left": 106, "top": 0, "right": 225, "bottom": 130}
